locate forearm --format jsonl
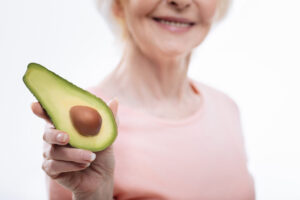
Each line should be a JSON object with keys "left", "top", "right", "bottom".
{"left": 47, "top": 174, "right": 114, "bottom": 200}
{"left": 46, "top": 175, "right": 72, "bottom": 200}
{"left": 72, "top": 177, "right": 114, "bottom": 200}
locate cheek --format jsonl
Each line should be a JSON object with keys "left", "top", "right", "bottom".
{"left": 126, "top": 0, "right": 159, "bottom": 17}
{"left": 122, "top": 0, "right": 160, "bottom": 47}
{"left": 123, "top": 0, "right": 159, "bottom": 35}
{"left": 197, "top": 0, "right": 218, "bottom": 23}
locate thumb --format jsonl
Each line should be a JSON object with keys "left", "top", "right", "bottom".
{"left": 108, "top": 98, "right": 118, "bottom": 117}
{"left": 108, "top": 98, "right": 119, "bottom": 126}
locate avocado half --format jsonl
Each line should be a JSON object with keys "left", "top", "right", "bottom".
{"left": 23, "top": 63, "right": 117, "bottom": 152}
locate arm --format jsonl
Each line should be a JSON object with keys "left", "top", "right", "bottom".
{"left": 46, "top": 175, "right": 115, "bottom": 200}
{"left": 72, "top": 177, "right": 114, "bottom": 200}
{"left": 46, "top": 175, "right": 72, "bottom": 200}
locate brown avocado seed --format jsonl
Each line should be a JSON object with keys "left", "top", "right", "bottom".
{"left": 69, "top": 105, "right": 102, "bottom": 136}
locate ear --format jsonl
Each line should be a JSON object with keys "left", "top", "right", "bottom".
{"left": 112, "top": 0, "right": 124, "bottom": 19}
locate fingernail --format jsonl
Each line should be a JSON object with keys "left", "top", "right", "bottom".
{"left": 109, "top": 97, "right": 118, "bottom": 104}
{"left": 56, "top": 133, "right": 68, "bottom": 143}
{"left": 113, "top": 97, "right": 119, "bottom": 103}
{"left": 90, "top": 153, "right": 96, "bottom": 162}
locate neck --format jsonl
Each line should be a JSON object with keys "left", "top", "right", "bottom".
{"left": 103, "top": 39, "right": 197, "bottom": 109}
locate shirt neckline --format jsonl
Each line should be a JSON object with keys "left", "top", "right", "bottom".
{"left": 115, "top": 78, "right": 206, "bottom": 126}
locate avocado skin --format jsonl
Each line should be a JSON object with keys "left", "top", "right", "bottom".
{"left": 23, "top": 63, "right": 117, "bottom": 152}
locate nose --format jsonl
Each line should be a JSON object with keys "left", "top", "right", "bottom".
{"left": 167, "top": 0, "right": 191, "bottom": 10}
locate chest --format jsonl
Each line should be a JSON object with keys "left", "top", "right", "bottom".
{"left": 113, "top": 115, "right": 254, "bottom": 200}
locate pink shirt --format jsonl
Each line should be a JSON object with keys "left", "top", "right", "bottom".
{"left": 90, "top": 79, "right": 255, "bottom": 200}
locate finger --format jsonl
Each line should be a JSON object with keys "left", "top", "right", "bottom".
{"left": 42, "top": 159, "right": 90, "bottom": 179}
{"left": 108, "top": 98, "right": 119, "bottom": 126}
{"left": 31, "top": 102, "right": 52, "bottom": 124}
{"left": 44, "top": 145, "right": 96, "bottom": 164}
{"left": 45, "top": 122, "right": 54, "bottom": 129}
{"left": 108, "top": 98, "right": 118, "bottom": 117}
{"left": 115, "top": 115, "right": 120, "bottom": 127}
{"left": 43, "top": 126, "right": 69, "bottom": 145}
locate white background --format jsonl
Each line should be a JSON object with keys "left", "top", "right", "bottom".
{"left": 0, "top": 0, "right": 299, "bottom": 199}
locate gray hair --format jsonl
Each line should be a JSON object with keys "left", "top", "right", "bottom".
{"left": 97, "top": 0, "right": 232, "bottom": 40}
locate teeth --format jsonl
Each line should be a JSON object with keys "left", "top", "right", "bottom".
{"left": 158, "top": 19, "right": 190, "bottom": 27}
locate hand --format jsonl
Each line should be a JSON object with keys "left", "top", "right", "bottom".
{"left": 31, "top": 99, "right": 119, "bottom": 200}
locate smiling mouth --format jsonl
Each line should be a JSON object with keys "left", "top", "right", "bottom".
{"left": 152, "top": 17, "right": 195, "bottom": 28}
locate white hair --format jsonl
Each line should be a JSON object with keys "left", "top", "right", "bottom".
{"left": 96, "top": 0, "right": 232, "bottom": 40}
{"left": 214, "top": 0, "right": 232, "bottom": 21}
{"left": 97, "top": 0, "right": 121, "bottom": 36}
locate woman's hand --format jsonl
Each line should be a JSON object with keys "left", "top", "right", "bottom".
{"left": 31, "top": 99, "right": 119, "bottom": 200}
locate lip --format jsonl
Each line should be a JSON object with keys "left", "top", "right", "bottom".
{"left": 151, "top": 16, "right": 195, "bottom": 33}
{"left": 152, "top": 16, "right": 196, "bottom": 25}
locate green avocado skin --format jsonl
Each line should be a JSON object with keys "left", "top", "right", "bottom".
{"left": 23, "top": 63, "right": 117, "bottom": 152}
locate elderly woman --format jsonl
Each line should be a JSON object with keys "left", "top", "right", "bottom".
{"left": 31, "top": 0, "right": 255, "bottom": 199}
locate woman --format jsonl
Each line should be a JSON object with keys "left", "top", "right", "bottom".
{"left": 31, "top": 0, "right": 255, "bottom": 199}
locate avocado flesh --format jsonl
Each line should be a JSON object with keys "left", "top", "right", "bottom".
{"left": 23, "top": 63, "right": 117, "bottom": 152}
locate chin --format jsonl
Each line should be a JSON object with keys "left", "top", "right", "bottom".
{"left": 139, "top": 38, "right": 195, "bottom": 60}
{"left": 161, "top": 50, "right": 187, "bottom": 58}
{"left": 157, "top": 45, "right": 192, "bottom": 58}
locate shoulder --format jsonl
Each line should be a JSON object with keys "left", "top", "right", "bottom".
{"left": 192, "top": 79, "right": 241, "bottom": 115}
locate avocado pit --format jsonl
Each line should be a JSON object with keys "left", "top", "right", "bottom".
{"left": 69, "top": 105, "right": 102, "bottom": 136}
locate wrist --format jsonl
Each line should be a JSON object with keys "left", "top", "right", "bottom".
{"left": 72, "top": 177, "right": 114, "bottom": 200}
{"left": 73, "top": 190, "right": 102, "bottom": 200}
